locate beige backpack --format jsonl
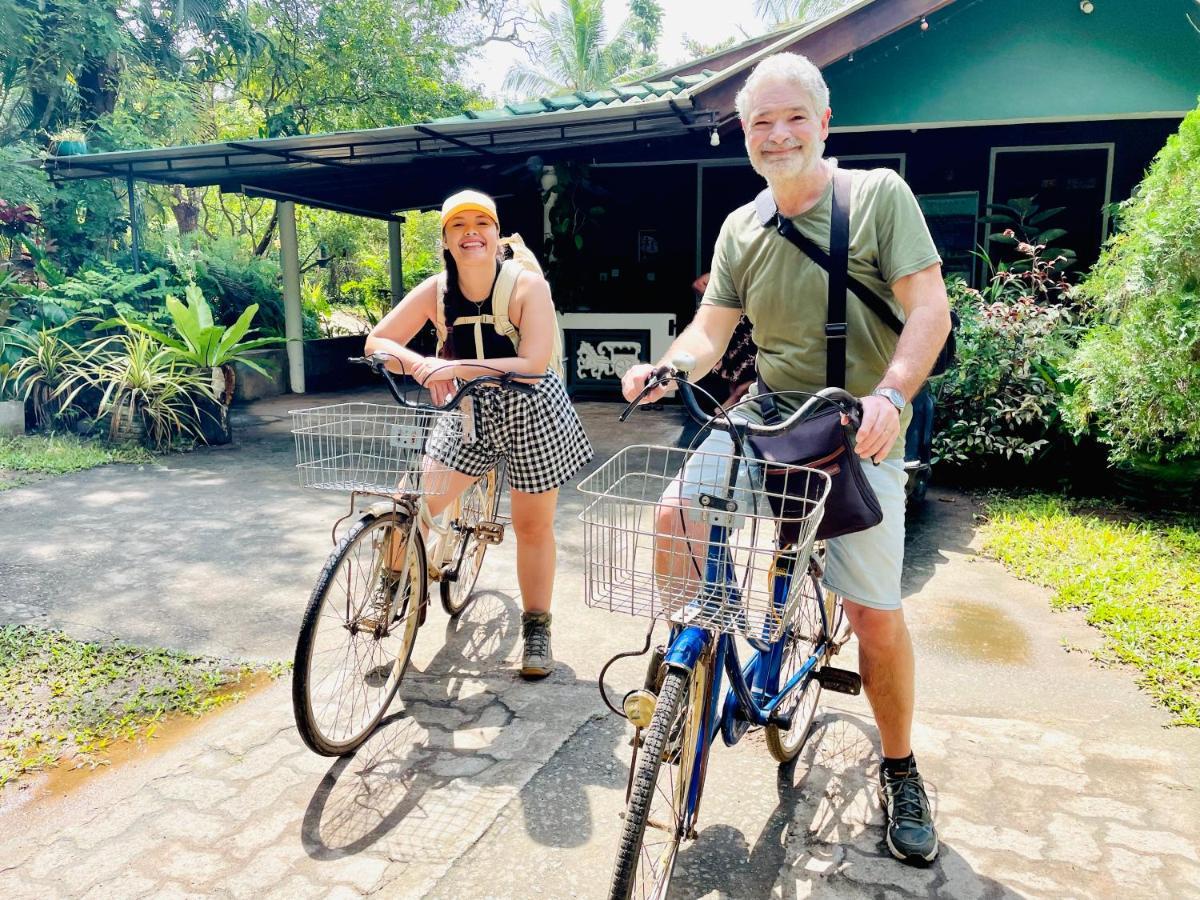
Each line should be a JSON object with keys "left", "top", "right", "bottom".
{"left": 434, "top": 233, "right": 565, "bottom": 378}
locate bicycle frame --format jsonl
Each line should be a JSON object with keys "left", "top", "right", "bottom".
{"left": 660, "top": 513, "right": 836, "bottom": 835}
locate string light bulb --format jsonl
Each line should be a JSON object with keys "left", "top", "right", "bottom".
{"left": 1079, "top": 1, "right": 1094, "bottom": 12}
{"left": 709, "top": 128, "right": 720, "bottom": 147}
{"left": 848, "top": 51, "right": 855, "bottom": 62}
{"left": 920, "top": 16, "right": 929, "bottom": 30}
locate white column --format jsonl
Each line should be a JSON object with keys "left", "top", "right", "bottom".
{"left": 278, "top": 200, "right": 305, "bottom": 394}
{"left": 388, "top": 218, "right": 404, "bottom": 307}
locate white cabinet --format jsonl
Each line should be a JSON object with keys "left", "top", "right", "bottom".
{"left": 558, "top": 313, "right": 677, "bottom": 398}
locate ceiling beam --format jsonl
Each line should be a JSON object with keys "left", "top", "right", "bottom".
{"left": 413, "top": 125, "right": 499, "bottom": 159}
{"left": 239, "top": 184, "right": 403, "bottom": 220}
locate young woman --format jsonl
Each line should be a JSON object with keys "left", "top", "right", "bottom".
{"left": 365, "top": 189, "right": 592, "bottom": 679}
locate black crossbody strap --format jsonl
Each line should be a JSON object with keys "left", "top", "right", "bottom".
{"left": 826, "top": 169, "right": 851, "bottom": 388}
{"left": 757, "top": 377, "right": 781, "bottom": 424}
{"left": 759, "top": 186, "right": 907, "bottom": 336}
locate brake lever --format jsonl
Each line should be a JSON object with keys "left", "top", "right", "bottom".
{"left": 618, "top": 366, "right": 674, "bottom": 422}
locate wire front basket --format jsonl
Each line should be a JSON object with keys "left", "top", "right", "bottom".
{"left": 291, "top": 402, "right": 462, "bottom": 497}
{"left": 577, "top": 444, "right": 830, "bottom": 643}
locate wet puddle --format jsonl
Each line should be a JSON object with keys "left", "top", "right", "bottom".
{"left": 2, "top": 672, "right": 275, "bottom": 811}
{"left": 929, "top": 601, "right": 1032, "bottom": 665}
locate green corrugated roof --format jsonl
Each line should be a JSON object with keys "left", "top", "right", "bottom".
{"left": 430, "top": 70, "right": 718, "bottom": 126}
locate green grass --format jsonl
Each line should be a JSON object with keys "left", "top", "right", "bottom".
{"left": 0, "top": 434, "right": 153, "bottom": 490}
{"left": 982, "top": 494, "right": 1200, "bottom": 726}
{"left": 0, "top": 625, "right": 286, "bottom": 787}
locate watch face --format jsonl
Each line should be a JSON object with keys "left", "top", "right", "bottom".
{"left": 875, "top": 388, "right": 904, "bottom": 410}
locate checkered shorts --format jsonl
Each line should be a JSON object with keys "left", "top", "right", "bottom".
{"left": 425, "top": 373, "right": 593, "bottom": 494}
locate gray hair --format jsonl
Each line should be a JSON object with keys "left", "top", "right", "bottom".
{"left": 734, "top": 53, "right": 830, "bottom": 120}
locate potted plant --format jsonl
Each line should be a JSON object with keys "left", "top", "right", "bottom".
{"left": 126, "top": 284, "right": 282, "bottom": 444}
{"left": 50, "top": 128, "right": 88, "bottom": 157}
{"left": 0, "top": 365, "right": 23, "bottom": 436}
{"left": 58, "top": 330, "right": 208, "bottom": 449}
{"left": 0, "top": 321, "right": 79, "bottom": 429}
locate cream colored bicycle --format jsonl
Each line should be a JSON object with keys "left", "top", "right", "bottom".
{"left": 288, "top": 355, "right": 540, "bottom": 756}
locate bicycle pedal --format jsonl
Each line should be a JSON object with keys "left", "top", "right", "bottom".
{"left": 475, "top": 521, "right": 504, "bottom": 545}
{"left": 816, "top": 666, "right": 862, "bottom": 695}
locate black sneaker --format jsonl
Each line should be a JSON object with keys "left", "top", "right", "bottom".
{"left": 878, "top": 763, "right": 939, "bottom": 864}
{"left": 520, "top": 611, "right": 553, "bottom": 680}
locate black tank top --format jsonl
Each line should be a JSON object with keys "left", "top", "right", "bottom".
{"left": 444, "top": 263, "right": 517, "bottom": 360}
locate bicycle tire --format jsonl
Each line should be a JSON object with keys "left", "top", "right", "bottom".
{"left": 439, "top": 467, "right": 501, "bottom": 617}
{"left": 765, "top": 568, "right": 838, "bottom": 763}
{"left": 609, "top": 664, "right": 705, "bottom": 900}
{"left": 293, "top": 512, "right": 426, "bottom": 756}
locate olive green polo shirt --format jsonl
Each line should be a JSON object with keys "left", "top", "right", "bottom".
{"left": 702, "top": 165, "right": 941, "bottom": 456}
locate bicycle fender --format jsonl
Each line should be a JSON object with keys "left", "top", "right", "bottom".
{"left": 663, "top": 627, "right": 711, "bottom": 672}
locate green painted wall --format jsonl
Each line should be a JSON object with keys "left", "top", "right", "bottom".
{"left": 823, "top": 0, "right": 1200, "bottom": 127}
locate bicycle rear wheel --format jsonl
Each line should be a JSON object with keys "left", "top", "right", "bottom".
{"left": 439, "top": 467, "right": 501, "bottom": 617}
{"left": 765, "top": 567, "right": 838, "bottom": 763}
{"left": 610, "top": 660, "right": 708, "bottom": 900}
{"left": 293, "top": 511, "right": 426, "bottom": 756}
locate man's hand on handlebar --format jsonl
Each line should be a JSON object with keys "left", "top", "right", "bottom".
{"left": 851, "top": 393, "right": 902, "bottom": 464}
{"left": 621, "top": 363, "right": 670, "bottom": 405}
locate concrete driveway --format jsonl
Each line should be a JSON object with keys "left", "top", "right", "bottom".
{"left": 1, "top": 390, "right": 1198, "bottom": 898}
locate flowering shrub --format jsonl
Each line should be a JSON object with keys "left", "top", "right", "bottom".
{"left": 932, "top": 245, "right": 1082, "bottom": 467}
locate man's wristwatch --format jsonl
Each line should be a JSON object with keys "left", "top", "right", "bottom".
{"left": 871, "top": 387, "right": 905, "bottom": 412}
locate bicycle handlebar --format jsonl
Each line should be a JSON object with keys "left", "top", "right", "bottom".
{"left": 349, "top": 353, "right": 545, "bottom": 412}
{"left": 621, "top": 355, "right": 864, "bottom": 437}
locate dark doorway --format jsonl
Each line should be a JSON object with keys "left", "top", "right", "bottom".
{"left": 988, "top": 145, "right": 1112, "bottom": 274}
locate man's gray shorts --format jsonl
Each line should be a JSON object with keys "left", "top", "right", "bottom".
{"left": 670, "top": 426, "right": 908, "bottom": 611}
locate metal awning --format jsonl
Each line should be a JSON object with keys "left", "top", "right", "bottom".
{"left": 26, "top": 92, "right": 718, "bottom": 216}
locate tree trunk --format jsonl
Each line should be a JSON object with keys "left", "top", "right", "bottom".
{"left": 78, "top": 52, "right": 122, "bottom": 123}
{"left": 171, "top": 185, "right": 201, "bottom": 235}
{"left": 253, "top": 206, "right": 278, "bottom": 257}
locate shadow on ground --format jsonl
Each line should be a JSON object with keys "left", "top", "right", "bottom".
{"left": 300, "top": 589, "right": 614, "bottom": 862}
{"left": 670, "top": 710, "right": 1021, "bottom": 899}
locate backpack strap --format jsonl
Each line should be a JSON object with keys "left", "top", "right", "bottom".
{"left": 434, "top": 272, "right": 449, "bottom": 357}
{"left": 490, "top": 259, "right": 523, "bottom": 351}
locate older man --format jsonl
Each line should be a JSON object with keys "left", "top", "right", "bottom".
{"left": 622, "top": 52, "right": 951, "bottom": 864}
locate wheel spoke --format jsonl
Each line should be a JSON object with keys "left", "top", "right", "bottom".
{"left": 294, "top": 514, "right": 425, "bottom": 754}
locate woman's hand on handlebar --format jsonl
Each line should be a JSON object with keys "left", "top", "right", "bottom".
{"left": 621, "top": 363, "right": 669, "bottom": 405}
{"left": 852, "top": 393, "right": 902, "bottom": 464}
{"left": 412, "top": 356, "right": 456, "bottom": 386}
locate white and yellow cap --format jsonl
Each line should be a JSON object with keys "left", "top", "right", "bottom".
{"left": 440, "top": 189, "right": 498, "bottom": 228}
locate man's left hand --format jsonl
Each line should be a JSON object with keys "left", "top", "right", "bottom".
{"left": 850, "top": 394, "right": 902, "bottom": 464}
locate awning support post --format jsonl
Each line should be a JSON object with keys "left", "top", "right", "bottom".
{"left": 127, "top": 173, "right": 141, "bottom": 273}
{"left": 388, "top": 219, "right": 404, "bottom": 307}
{"left": 278, "top": 200, "right": 305, "bottom": 394}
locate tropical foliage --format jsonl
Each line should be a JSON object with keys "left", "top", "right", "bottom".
{"left": 126, "top": 285, "right": 281, "bottom": 377}
{"left": 754, "top": 0, "right": 852, "bottom": 28}
{"left": 1064, "top": 102, "right": 1200, "bottom": 464}
{"left": 502, "top": 0, "right": 664, "bottom": 98}
{"left": 932, "top": 245, "right": 1082, "bottom": 469}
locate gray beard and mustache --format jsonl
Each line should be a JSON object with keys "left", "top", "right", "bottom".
{"left": 747, "top": 136, "right": 826, "bottom": 186}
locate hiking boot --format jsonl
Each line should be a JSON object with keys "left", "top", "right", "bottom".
{"left": 878, "top": 761, "right": 939, "bottom": 864}
{"left": 520, "top": 611, "right": 553, "bottom": 680}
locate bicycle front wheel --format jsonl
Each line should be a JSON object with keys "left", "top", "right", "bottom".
{"left": 439, "top": 467, "right": 500, "bottom": 617}
{"left": 765, "top": 568, "right": 840, "bottom": 763}
{"left": 293, "top": 512, "right": 426, "bottom": 756}
{"left": 610, "top": 661, "right": 708, "bottom": 900}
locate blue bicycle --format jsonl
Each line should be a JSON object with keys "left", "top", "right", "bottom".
{"left": 578, "top": 361, "right": 863, "bottom": 899}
